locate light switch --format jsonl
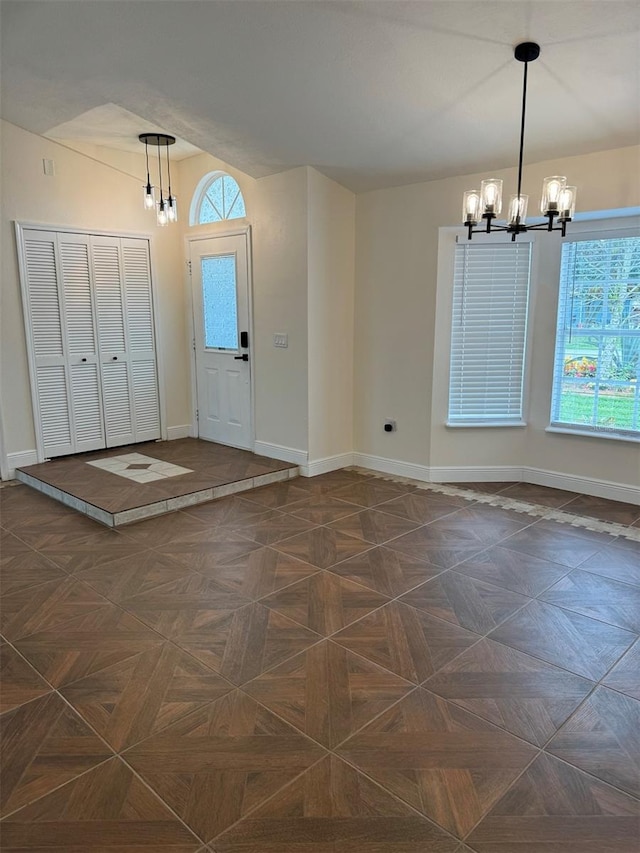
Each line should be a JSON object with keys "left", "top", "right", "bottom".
{"left": 274, "top": 333, "right": 288, "bottom": 348}
{"left": 43, "top": 159, "right": 55, "bottom": 176}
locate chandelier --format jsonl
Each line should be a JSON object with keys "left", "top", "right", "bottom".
{"left": 139, "top": 133, "right": 178, "bottom": 226}
{"left": 463, "top": 43, "right": 576, "bottom": 241}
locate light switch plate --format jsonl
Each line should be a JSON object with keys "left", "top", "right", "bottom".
{"left": 43, "top": 159, "right": 56, "bottom": 176}
{"left": 274, "top": 333, "right": 288, "bottom": 348}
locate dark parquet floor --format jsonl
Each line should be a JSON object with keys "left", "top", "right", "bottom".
{"left": 1, "top": 472, "right": 639, "bottom": 851}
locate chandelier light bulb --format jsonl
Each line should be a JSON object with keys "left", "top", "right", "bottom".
{"left": 157, "top": 199, "right": 169, "bottom": 227}
{"left": 480, "top": 179, "right": 503, "bottom": 215}
{"left": 463, "top": 190, "right": 482, "bottom": 225}
{"left": 558, "top": 186, "right": 577, "bottom": 221}
{"left": 508, "top": 194, "right": 529, "bottom": 226}
{"left": 541, "top": 176, "right": 567, "bottom": 214}
{"left": 143, "top": 183, "right": 155, "bottom": 210}
{"left": 167, "top": 195, "right": 178, "bottom": 223}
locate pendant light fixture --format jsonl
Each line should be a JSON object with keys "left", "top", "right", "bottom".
{"left": 463, "top": 43, "right": 577, "bottom": 241}
{"left": 138, "top": 133, "right": 178, "bottom": 226}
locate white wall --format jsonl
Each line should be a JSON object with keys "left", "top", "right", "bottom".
{"left": 356, "top": 145, "right": 640, "bottom": 490}
{"left": 0, "top": 120, "right": 190, "bottom": 458}
{"left": 307, "top": 168, "right": 355, "bottom": 464}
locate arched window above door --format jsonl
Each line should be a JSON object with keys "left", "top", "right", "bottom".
{"left": 190, "top": 172, "right": 246, "bottom": 225}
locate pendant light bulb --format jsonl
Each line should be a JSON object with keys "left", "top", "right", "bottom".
{"left": 167, "top": 196, "right": 178, "bottom": 223}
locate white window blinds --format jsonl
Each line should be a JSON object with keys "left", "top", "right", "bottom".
{"left": 448, "top": 240, "right": 532, "bottom": 425}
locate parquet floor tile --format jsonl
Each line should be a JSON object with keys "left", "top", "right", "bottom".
{"left": 119, "top": 574, "right": 251, "bottom": 635}
{"left": 400, "top": 572, "right": 529, "bottom": 635}
{"left": 155, "top": 527, "right": 263, "bottom": 571}
{"left": 540, "top": 568, "right": 640, "bottom": 632}
{"left": 562, "top": 494, "right": 640, "bottom": 525}
{"left": 326, "top": 507, "right": 423, "bottom": 544}
{"left": 211, "top": 755, "right": 459, "bottom": 852}
{"left": 466, "top": 752, "right": 640, "bottom": 853}
{"left": 122, "top": 511, "right": 208, "bottom": 547}
{"left": 8, "top": 511, "right": 104, "bottom": 550}
{"left": 0, "top": 757, "right": 200, "bottom": 851}
{"left": 0, "top": 576, "right": 108, "bottom": 641}
{"left": 261, "top": 572, "right": 388, "bottom": 635}
{"left": 36, "top": 530, "right": 147, "bottom": 574}
{"left": 242, "top": 480, "right": 318, "bottom": 508}
{"left": 1, "top": 692, "right": 112, "bottom": 817}
{"left": 230, "top": 510, "right": 318, "bottom": 545}
{"left": 385, "top": 524, "right": 491, "bottom": 569}
{"left": 285, "top": 495, "right": 363, "bottom": 524}
{"left": 61, "top": 643, "right": 233, "bottom": 751}
{"left": 603, "top": 638, "right": 640, "bottom": 700}
{"left": 375, "top": 491, "right": 471, "bottom": 523}
{"left": 189, "top": 546, "right": 319, "bottom": 597}
{"left": 578, "top": 542, "right": 640, "bottom": 588}
{"left": 330, "top": 480, "right": 414, "bottom": 508}
{"left": 546, "top": 686, "right": 640, "bottom": 798}
{"left": 171, "top": 601, "right": 321, "bottom": 685}
{"left": 454, "top": 545, "right": 571, "bottom": 597}
{"left": 336, "top": 689, "right": 537, "bottom": 837}
{"left": 490, "top": 599, "right": 637, "bottom": 681}
{"left": 273, "top": 526, "right": 374, "bottom": 569}
{"left": 14, "top": 605, "right": 163, "bottom": 687}
{"left": 499, "top": 522, "right": 612, "bottom": 568}
{"left": 425, "top": 638, "right": 594, "bottom": 746}
{"left": 77, "top": 550, "right": 194, "bottom": 603}
{"left": 497, "top": 482, "right": 578, "bottom": 507}
{"left": 244, "top": 641, "right": 412, "bottom": 747}
{"left": 0, "top": 548, "right": 67, "bottom": 596}
{"left": 183, "top": 494, "right": 276, "bottom": 524}
{"left": 333, "top": 600, "right": 480, "bottom": 683}
{"left": 326, "top": 545, "right": 444, "bottom": 596}
{"left": 125, "top": 690, "right": 326, "bottom": 841}
{"left": 0, "top": 643, "right": 52, "bottom": 713}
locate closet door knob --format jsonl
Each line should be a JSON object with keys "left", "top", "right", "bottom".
{"left": 112, "top": 356, "right": 118, "bottom": 361}
{"left": 81, "top": 358, "right": 87, "bottom": 362}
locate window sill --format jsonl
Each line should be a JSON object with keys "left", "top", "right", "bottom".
{"left": 446, "top": 421, "right": 526, "bottom": 429}
{"left": 546, "top": 425, "right": 640, "bottom": 444}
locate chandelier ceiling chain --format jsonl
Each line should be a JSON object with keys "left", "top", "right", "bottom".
{"left": 463, "top": 42, "right": 577, "bottom": 241}
{"left": 139, "top": 132, "right": 177, "bottom": 226}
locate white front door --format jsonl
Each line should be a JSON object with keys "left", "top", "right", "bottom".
{"left": 190, "top": 233, "right": 252, "bottom": 449}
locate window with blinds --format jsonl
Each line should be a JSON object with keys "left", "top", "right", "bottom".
{"left": 448, "top": 240, "right": 532, "bottom": 425}
{"left": 550, "top": 234, "right": 640, "bottom": 438}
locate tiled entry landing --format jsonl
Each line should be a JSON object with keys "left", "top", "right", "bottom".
{"left": 15, "top": 439, "right": 298, "bottom": 527}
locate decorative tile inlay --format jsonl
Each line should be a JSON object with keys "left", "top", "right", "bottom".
{"left": 125, "top": 691, "right": 326, "bottom": 842}
{"left": 425, "top": 637, "right": 594, "bottom": 745}
{"left": 0, "top": 757, "right": 199, "bottom": 851}
{"left": 1, "top": 692, "right": 111, "bottom": 817}
{"left": 245, "top": 641, "right": 412, "bottom": 747}
{"left": 87, "top": 453, "right": 193, "bottom": 483}
{"left": 466, "top": 752, "right": 640, "bottom": 853}
{"left": 212, "top": 755, "right": 459, "bottom": 852}
{"left": 337, "top": 689, "right": 537, "bottom": 837}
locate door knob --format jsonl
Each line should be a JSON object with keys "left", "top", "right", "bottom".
{"left": 112, "top": 356, "right": 118, "bottom": 361}
{"left": 234, "top": 354, "right": 249, "bottom": 361}
{"left": 81, "top": 358, "right": 87, "bottom": 362}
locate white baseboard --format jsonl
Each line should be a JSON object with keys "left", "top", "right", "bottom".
{"left": 166, "top": 425, "right": 192, "bottom": 440}
{"left": 524, "top": 466, "right": 640, "bottom": 506}
{"left": 254, "top": 441, "right": 308, "bottom": 467}
{"left": 429, "top": 465, "right": 525, "bottom": 483}
{"left": 352, "top": 452, "right": 431, "bottom": 482}
{"left": 5, "top": 450, "right": 39, "bottom": 479}
{"left": 302, "top": 452, "right": 355, "bottom": 478}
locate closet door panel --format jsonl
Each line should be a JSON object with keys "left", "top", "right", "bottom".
{"left": 22, "top": 231, "right": 75, "bottom": 456}
{"left": 58, "top": 235, "right": 104, "bottom": 451}
{"left": 122, "top": 238, "right": 160, "bottom": 440}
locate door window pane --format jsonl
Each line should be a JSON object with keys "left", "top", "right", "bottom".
{"left": 202, "top": 255, "right": 238, "bottom": 349}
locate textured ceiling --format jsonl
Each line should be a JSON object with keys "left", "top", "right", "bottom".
{"left": 1, "top": 0, "right": 639, "bottom": 191}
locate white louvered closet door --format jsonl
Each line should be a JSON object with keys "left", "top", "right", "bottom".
{"left": 58, "top": 234, "right": 105, "bottom": 451}
{"left": 22, "top": 231, "right": 75, "bottom": 457}
{"left": 20, "top": 229, "right": 160, "bottom": 458}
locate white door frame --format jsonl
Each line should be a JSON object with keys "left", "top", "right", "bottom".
{"left": 14, "top": 221, "right": 168, "bottom": 464}
{"left": 185, "top": 225, "right": 255, "bottom": 449}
